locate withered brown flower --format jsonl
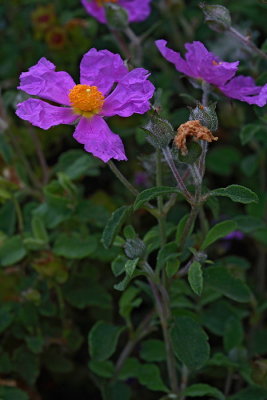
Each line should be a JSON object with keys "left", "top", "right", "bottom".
{"left": 174, "top": 120, "right": 218, "bottom": 155}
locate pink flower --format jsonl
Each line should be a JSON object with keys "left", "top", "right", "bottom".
{"left": 16, "top": 48, "right": 155, "bottom": 162}
{"left": 155, "top": 40, "right": 267, "bottom": 107}
{"left": 81, "top": 0, "right": 151, "bottom": 24}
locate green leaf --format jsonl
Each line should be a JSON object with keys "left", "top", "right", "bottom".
{"left": 166, "top": 259, "right": 180, "bottom": 278}
{"left": 171, "top": 316, "right": 210, "bottom": 370}
{"left": 53, "top": 233, "right": 97, "bottom": 259}
{"left": 188, "top": 262, "right": 203, "bottom": 296}
{"left": 63, "top": 276, "right": 112, "bottom": 309}
{"left": 156, "top": 241, "right": 179, "bottom": 271}
{"left": 140, "top": 340, "right": 166, "bottom": 362}
{"left": 54, "top": 149, "right": 100, "bottom": 179}
{"left": 183, "top": 383, "right": 224, "bottom": 399}
{"left": 228, "top": 386, "right": 267, "bottom": 400}
{"left": 119, "top": 286, "right": 142, "bottom": 321}
{"left": 134, "top": 187, "right": 180, "bottom": 211}
{"left": 111, "top": 255, "right": 128, "bottom": 277}
{"left": 13, "top": 346, "right": 39, "bottom": 385}
{"left": 0, "top": 236, "right": 27, "bottom": 267}
{"left": 114, "top": 274, "right": 132, "bottom": 291}
{"left": 102, "top": 206, "right": 132, "bottom": 249}
{"left": 0, "top": 387, "right": 29, "bottom": 400}
{"left": 25, "top": 336, "right": 44, "bottom": 354}
{"left": 240, "top": 124, "right": 261, "bottom": 145}
{"left": 43, "top": 348, "right": 73, "bottom": 373}
{"left": 204, "top": 266, "right": 251, "bottom": 302}
{"left": 89, "top": 321, "right": 124, "bottom": 361}
{"left": 31, "top": 216, "right": 48, "bottom": 243}
{"left": 234, "top": 215, "right": 265, "bottom": 233}
{"left": 201, "top": 220, "right": 237, "bottom": 250}
{"left": 89, "top": 360, "right": 115, "bottom": 378}
{"left": 125, "top": 258, "right": 139, "bottom": 277}
{"left": 206, "top": 146, "right": 241, "bottom": 176}
{"left": 223, "top": 317, "right": 244, "bottom": 352}
{"left": 178, "top": 141, "right": 202, "bottom": 164}
{"left": 138, "top": 364, "right": 168, "bottom": 392}
{"left": 210, "top": 185, "right": 258, "bottom": 204}
{"left": 176, "top": 213, "right": 192, "bottom": 244}
{"left": 0, "top": 305, "right": 13, "bottom": 333}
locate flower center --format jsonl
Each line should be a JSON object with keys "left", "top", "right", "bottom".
{"left": 69, "top": 84, "right": 104, "bottom": 117}
{"left": 96, "top": 0, "right": 118, "bottom": 6}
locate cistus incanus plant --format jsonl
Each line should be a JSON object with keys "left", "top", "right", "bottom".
{"left": 1, "top": 1, "right": 267, "bottom": 400}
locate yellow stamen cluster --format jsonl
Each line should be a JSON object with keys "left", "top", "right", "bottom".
{"left": 69, "top": 84, "right": 104, "bottom": 117}
{"left": 96, "top": 0, "right": 118, "bottom": 6}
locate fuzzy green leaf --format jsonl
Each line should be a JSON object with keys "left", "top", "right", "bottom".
{"left": 188, "top": 261, "right": 203, "bottom": 296}
{"left": 89, "top": 321, "right": 124, "bottom": 361}
{"left": 210, "top": 185, "right": 258, "bottom": 204}
{"left": 134, "top": 187, "right": 180, "bottom": 211}
{"left": 171, "top": 316, "right": 210, "bottom": 369}
{"left": 201, "top": 220, "right": 237, "bottom": 250}
{"left": 102, "top": 206, "right": 132, "bottom": 249}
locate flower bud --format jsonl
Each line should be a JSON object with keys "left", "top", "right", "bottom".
{"left": 124, "top": 238, "right": 146, "bottom": 260}
{"left": 143, "top": 115, "right": 175, "bottom": 149}
{"left": 199, "top": 3, "right": 231, "bottom": 32}
{"left": 105, "top": 3, "right": 129, "bottom": 31}
{"left": 189, "top": 103, "right": 218, "bottom": 132}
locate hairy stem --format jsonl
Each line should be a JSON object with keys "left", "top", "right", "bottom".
{"left": 229, "top": 27, "right": 267, "bottom": 60}
{"left": 148, "top": 277, "right": 179, "bottom": 395}
{"left": 108, "top": 160, "right": 139, "bottom": 196}
{"left": 156, "top": 149, "right": 166, "bottom": 246}
{"left": 162, "top": 146, "right": 193, "bottom": 203}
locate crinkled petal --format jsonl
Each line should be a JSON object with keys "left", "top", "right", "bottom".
{"left": 155, "top": 40, "right": 193, "bottom": 77}
{"left": 120, "top": 0, "right": 152, "bottom": 22}
{"left": 80, "top": 48, "right": 128, "bottom": 95}
{"left": 156, "top": 40, "right": 239, "bottom": 87}
{"left": 73, "top": 116, "right": 127, "bottom": 162}
{"left": 220, "top": 76, "right": 267, "bottom": 106}
{"left": 81, "top": 0, "right": 106, "bottom": 23}
{"left": 184, "top": 42, "right": 239, "bottom": 86}
{"left": 18, "top": 57, "right": 75, "bottom": 106}
{"left": 102, "top": 68, "right": 155, "bottom": 117}
{"left": 16, "top": 99, "right": 77, "bottom": 129}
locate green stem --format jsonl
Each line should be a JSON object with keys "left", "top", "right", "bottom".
{"left": 162, "top": 146, "right": 193, "bottom": 203}
{"left": 156, "top": 149, "right": 166, "bottom": 246}
{"left": 108, "top": 160, "right": 139, "bottom": 196}
{"left": 148, "top": 276, "right": 179, "bottom": 395}
{"left": 229, "top": 27, "right": 267, "bottom": 60}
{"left": 114, "top": 310, "right": 155, "bottom": 375}
{"left": 12, "top": 195, "right": 24, "bottom": 234}
{"left": 180, "top": 205, "right": 199, "bottom": 250}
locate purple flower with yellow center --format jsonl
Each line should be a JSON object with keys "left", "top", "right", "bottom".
{"left": 16, "top": 48, "right": 155, "bottom": 162}
{"left": 156, "top": 39, "right": 267, "bottom": 107}
{"left": 81, "top": 0, "right": 151, "bottom": 24}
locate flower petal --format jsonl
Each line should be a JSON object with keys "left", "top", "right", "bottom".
{"left": 120, "top": 0, "right": 152, "bottom": 22}
{"left": 81, "top": 0, "right": 151, "bottom": 23}
{"left": 219, "top": 76, "right": 267, "bottom": 106}
{"left": 80, "top": 48, "right": 128, "bottom": 95}
{"left": 184, "top": 42, "right": 239, "bottom": 86}
{"left": 73, "top": 116, "right": 127, "bottom": 162}
{"left": 155, "top": 40, "right": 239, "bottom": 87}
{"left": 16, "top": 99, "right": 77, "bottom": 129}
{"left": 155, "top": 40, "right": 193, "bottom": 77}
{"left": 81, "top": 0, "right": 106, "bottom": 23}
{"left": 18, "top": 57, "right": 76, "bottom": 105}
{"left": 102, "top": 68, "right": 155, "bottom": 117}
